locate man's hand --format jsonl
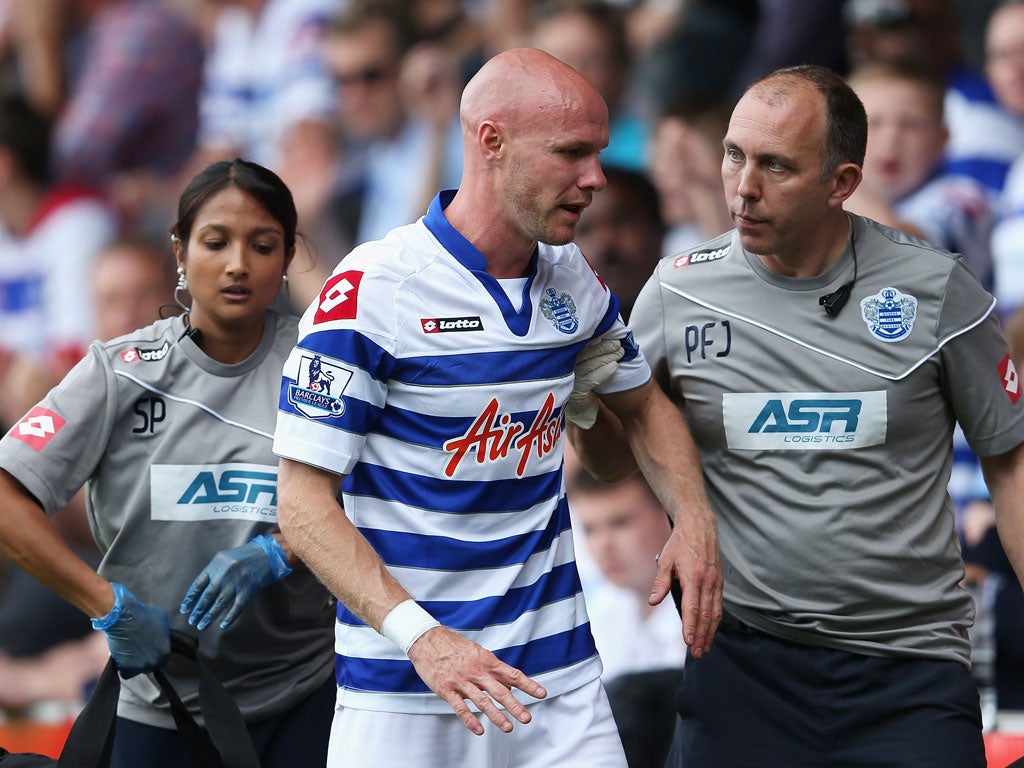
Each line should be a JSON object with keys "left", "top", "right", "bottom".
{"left": 180, "top": 534, "right": 292, "bottom": 630}
{"left": 406, "top": 626, "right": 547, "bottom": 735}
{"left": 91, "top": 582, "right": 170, "bottom": 678}
{"left": 566, "top": 337, "right": 624, "bottom": 429}
{"left": 650, "top": 514, "right": 722, "bottom": 659}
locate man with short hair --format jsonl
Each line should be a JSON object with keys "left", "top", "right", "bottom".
{"left": 572, "top": 64, "right": 1024, "bottom": 767}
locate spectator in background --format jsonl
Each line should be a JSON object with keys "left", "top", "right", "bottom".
{"left": 317, "top": 0, "right": 463, "bottom": 247}
{"left": 844, "top": 0, "right": 1021, "bottom": 203}
{"left": 197, "top": 0, "right": 340, "bottom": 171}
{"left": 731, "top": 0, "right": 849, "bottom": 99}
{"left": 90, "top": 237, "right": 176, "bottom": 343}
{"left": 53, "top": 0, "right": 203, "bottom": 234}
{"left": 0, "top": 0, "right": 71, "bottom": 118}
{"left": 0, "top": 94, "right": 118, "bottom": 429}
{"left": 531, "top": 0, "right": 648, "bottom": 171}
{"left": 987, "top": 1, "right": 1024, "bottom": 317}
{"left": 960, "top": 0, "right": 1024, "bottom": 198}
{"left": 569, "top": 468, "right": 684, "bottom": 680}
{"left": 568, "top": 467, "right": 684, "bottom": 768}
{"left": 574, "top": 166, "right": 664, "bottom": 319}
{"left": 642, "top": 0, "right": 759, "bottom": 118}
{"left": 649, "top": 98, "right": 733, "bottom": 258}
{"left": 846, "top": 60, "right": 995, "bottom": 292}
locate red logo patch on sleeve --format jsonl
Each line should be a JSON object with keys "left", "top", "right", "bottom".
{"left": 11, "top": 406, "right": 66, "bottom": 451}
{"left": 999, "top": 353, "right": 1020, "bottom": 404}
{"left": 314, "top": 271, "right": 363, "bottom": 324}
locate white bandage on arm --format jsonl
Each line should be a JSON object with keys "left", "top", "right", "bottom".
{"left": 380, "top": 599, "right": 441, "bottom": 654}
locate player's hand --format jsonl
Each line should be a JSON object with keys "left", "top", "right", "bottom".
{"left": 180, "top": 534, "right": 292, "bottom": 630}
{"left": 91, "top": 582, "right": 170, "bottom": 678}
{"left": 406, "top": 626, "right": 547, "bottom": 735}
{"left": 650, "top": 512, "right": 722, "bottom": 659}
{"left": 566, "top": 337, "right": 625, "bottom": 429}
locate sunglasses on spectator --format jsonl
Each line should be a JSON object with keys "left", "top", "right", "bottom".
{"left": 333, "top": 67, "right": 392, "bottom": 88}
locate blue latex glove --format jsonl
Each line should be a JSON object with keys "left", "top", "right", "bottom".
{"left": 180, "top": 534, "right": 292, "bottom": 630}
{"left": 91, "top": 582, "right": 171, "bottom": 678}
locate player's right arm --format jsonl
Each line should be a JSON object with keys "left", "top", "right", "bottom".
{"left": 276, "top": 457, "right": 547, "bottom": 735}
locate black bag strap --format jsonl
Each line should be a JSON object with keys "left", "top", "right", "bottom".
{"left": 55, "top": 630, "right": 260, "bottom": 768}
{"left": 55, "top": 657, "right": 119, "bottom": 768}
{"left": 154, "top": 632, "right": 260, "bottom": 768}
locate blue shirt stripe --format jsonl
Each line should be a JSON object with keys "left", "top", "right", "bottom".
{"left": 343, "top": 462, "right": 563, "bottom": 514}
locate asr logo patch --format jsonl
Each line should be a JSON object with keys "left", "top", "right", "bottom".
{"left": 723, "top": 391, "right": 887, "bottom": 451}
{"left": 150, "top": 463, "right": 278, "bottom": 522}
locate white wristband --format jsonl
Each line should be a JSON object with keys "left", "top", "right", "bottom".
{"left": 380, "top": 599, "right": 440, "bottom": 654}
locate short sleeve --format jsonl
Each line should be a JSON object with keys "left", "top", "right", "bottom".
{"left": 0, "top": 345, "right": 117, "bottom": 514}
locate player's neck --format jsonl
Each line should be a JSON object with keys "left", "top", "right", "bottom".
{"left": 757, "top": 215, "right": 852, "bottom": 279}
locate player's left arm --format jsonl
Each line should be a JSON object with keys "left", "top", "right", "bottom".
{"left": 980, "top": 441, "right": 1024, "bottom": 590}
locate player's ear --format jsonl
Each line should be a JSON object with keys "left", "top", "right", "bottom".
{"left": 830, "top": 162, "right": 862, "bottom": 206}
{"left": 478, "top": 120, "right": 503, "bottom": 163}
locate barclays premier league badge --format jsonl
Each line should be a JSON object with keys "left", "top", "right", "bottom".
{"left": 860, "top": 287, "right": 918, "bottom": 343}
{"left": 288, "top": 353, "right": 352, "bottom": 418}
{"left": 540, "top": 288, "right": 579, "bottom": 334}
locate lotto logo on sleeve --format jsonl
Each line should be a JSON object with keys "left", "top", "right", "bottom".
{"left": 314, "top": 271, "right": 363, "bottom": 324}
{"left": 999, "top": 354, "right": 1020, "bottom": 404}
{"left": 11, "top": 406, "right": 66, "bottom": 451}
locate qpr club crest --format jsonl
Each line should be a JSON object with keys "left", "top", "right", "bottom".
{"left": 860, "top": 286, "right": 918, "bottom": 343}
{"left": 288, "top": 353, "right": 352, "bottom": 418}
{"left": 540, "top": 288, "right": 579, "bottom": 334}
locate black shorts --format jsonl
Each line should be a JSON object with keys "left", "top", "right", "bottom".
{"left": 666, "top": 614, "right": 985, "bottom": 768}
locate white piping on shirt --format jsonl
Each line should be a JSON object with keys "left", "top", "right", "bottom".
{"left": 114, "top": 370, "right": 274, "bottom": 440}
{"left": 660, "top": 283, "right": 996, "bottom": 382}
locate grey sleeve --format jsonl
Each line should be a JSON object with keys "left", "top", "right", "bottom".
{"left": 0, "top": 345, "right": 117, "bottom": 514}
{"left": 939, "top": 265, "right": 1024, "bottom": 456}
{"left": 629, "top": 270, "right": 672, "bottom": 395}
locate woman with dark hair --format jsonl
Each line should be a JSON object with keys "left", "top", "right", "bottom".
{"left": 0, "top": 159, "right": 335, "bottom": 767}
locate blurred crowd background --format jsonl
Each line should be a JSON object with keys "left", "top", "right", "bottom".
{"left": 2, "top": 0, "right": 1024, "bottom": 763}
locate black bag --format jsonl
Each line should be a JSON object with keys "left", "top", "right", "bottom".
{"left": 0, "top": 631, "right": 260, "bottom": 768}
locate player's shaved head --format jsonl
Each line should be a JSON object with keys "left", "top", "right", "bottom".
{"left": 460, "top": 47, "right": 605, "bottom": 143}
{"left": 446, "top": 47, "right": 608, "bottom": 264}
